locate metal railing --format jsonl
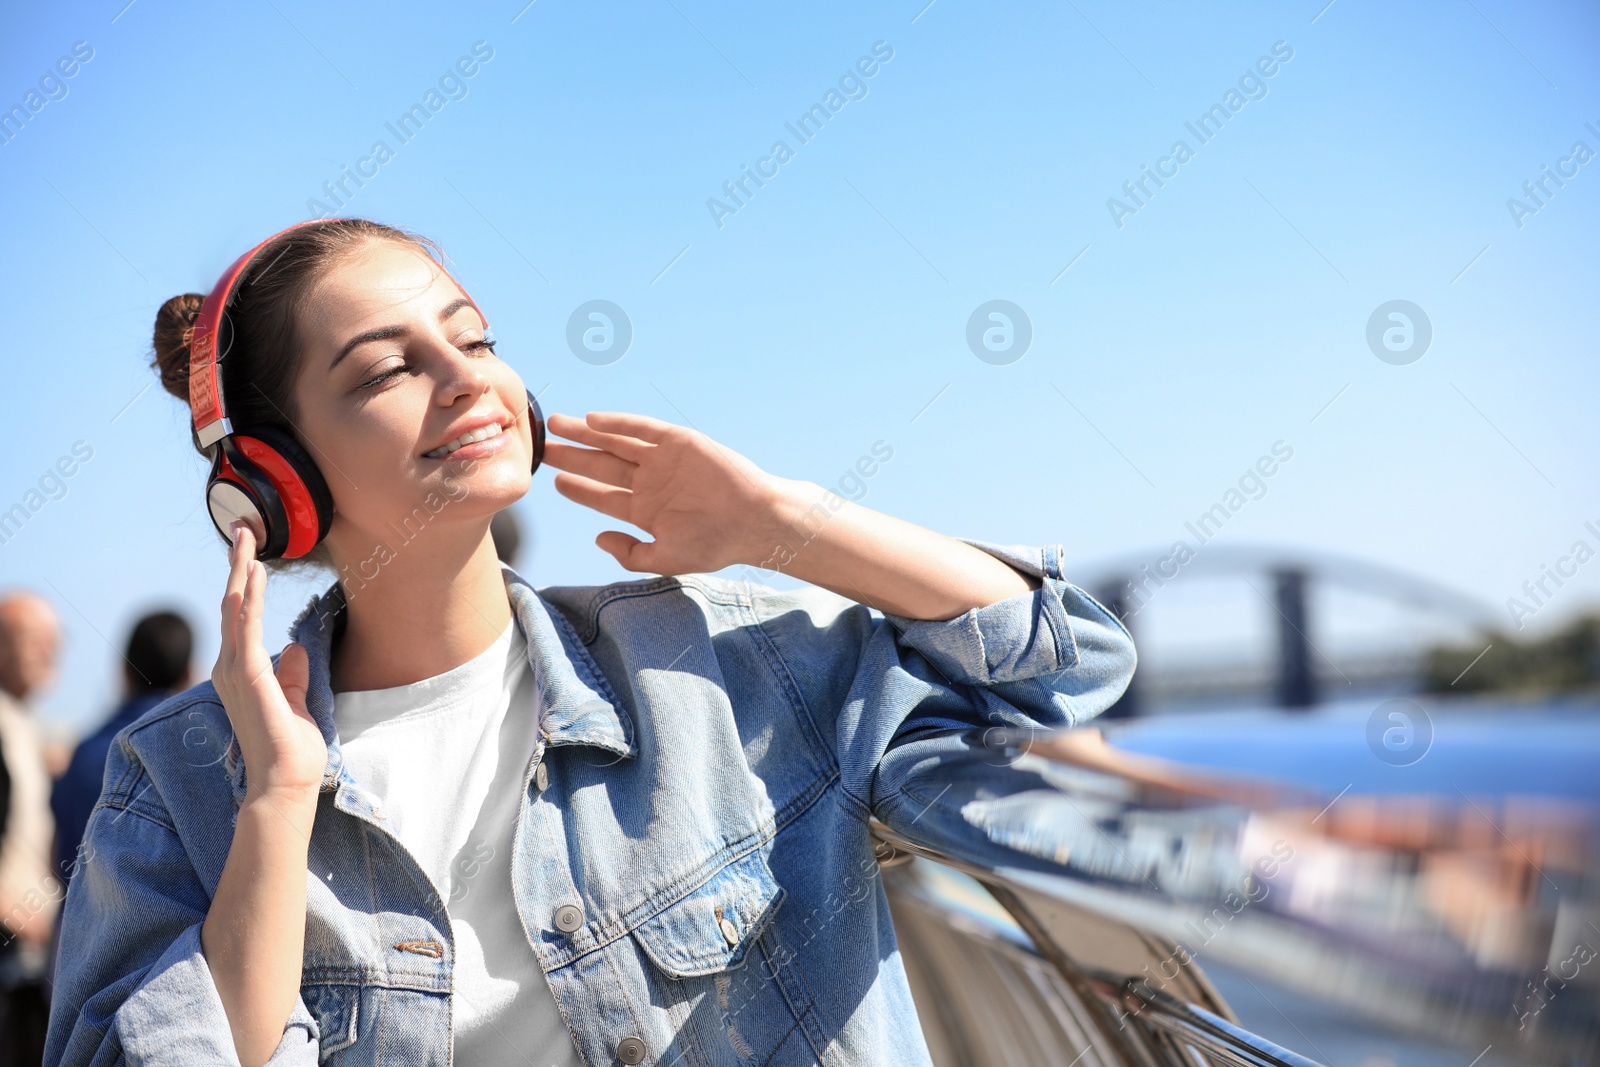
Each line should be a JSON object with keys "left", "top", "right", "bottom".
{"left": 870, "top": 818, "right": 1329, "bottom": 1067}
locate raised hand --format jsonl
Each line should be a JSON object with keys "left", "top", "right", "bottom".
{"left": 210, "top": 522, "right": 329, "bottom": 802}
{"left": 541, "top": 412, "right": 793, "bottom": 577}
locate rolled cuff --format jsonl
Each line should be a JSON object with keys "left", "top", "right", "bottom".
{"left": 115, "top": 920, "right": 320, "bottom": 1066}
{"left": 879, "top": 538, "right": 1084, "bottom": 686}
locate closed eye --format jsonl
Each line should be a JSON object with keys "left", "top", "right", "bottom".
{"left": 358, "top": 363, "right": 410, "bottom": 390}
{"left": 358, "top": 340, "right": 497, "bottom": 390}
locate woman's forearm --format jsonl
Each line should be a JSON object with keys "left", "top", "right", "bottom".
{"left": 200, "top": 788, "right": 318, "bottom": 1067}
{"left": 762, "top": 478, "right": 1041, "bottom": 621}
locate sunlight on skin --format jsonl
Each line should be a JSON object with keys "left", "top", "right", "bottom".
{"left": 257, "top": 238, "right": 1036, "bottom": 697}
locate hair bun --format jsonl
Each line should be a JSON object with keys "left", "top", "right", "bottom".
{"left": 151, "top": 293, "right": 207, "bottom": 402}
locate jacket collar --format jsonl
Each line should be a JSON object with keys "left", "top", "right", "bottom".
{"left": 225, "top": 562, "right": 634, "bottom": 806}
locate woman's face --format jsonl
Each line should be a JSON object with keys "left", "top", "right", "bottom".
{"left": 289, "top": 239, "right": 532, "bottom": 565}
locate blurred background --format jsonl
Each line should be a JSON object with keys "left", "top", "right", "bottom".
{"left": 2, "top": 0, "right": 1597, "bottom": 1063}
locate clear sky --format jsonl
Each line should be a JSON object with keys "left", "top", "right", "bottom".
{"left": 2, "top": 0, "right": 1597, "bottom": 737}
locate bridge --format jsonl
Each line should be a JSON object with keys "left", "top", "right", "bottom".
{"left": 1073, "top": 544, "right": 1502, "bottom": 716}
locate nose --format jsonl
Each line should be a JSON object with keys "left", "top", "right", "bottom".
{"left": 433, "top": 337, "right": 492, "bottom": 408}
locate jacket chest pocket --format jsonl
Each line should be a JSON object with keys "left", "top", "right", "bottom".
{"left": 629, "top": 847, "right": 826, "bottom": 1065}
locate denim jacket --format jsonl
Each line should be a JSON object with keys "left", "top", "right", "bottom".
{"left": 44, "top": 537, "right": 1135, "bottom": 1067}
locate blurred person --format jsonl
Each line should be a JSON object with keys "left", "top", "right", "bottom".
{"left": 0, "top": 591, "right": 63, "bottom": 1065}
{"left": 49, "top": 611, "right": 193, "bottom": 892}
{"left": 45, "top": 218, "right": 1134, "bottom": 1067}
{"left": 38, "top": 739, "right": 73, "bottom": 782}
{"left": 489, "top": 506, "right": 522, "bottom": 567}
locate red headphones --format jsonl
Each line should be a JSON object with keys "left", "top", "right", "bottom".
{"left": 188, "top": 219, "right": 544, "bottom": 561}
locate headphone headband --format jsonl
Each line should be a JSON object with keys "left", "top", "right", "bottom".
{"left": 188, "top": 218, "right": 490, "bottom": 448}
{"left": 188, "top": 218, "right": 529, "bottom": 564}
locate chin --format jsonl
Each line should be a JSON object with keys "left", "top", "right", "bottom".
{"left": 426, "top": 444, "right": 531, "bottom": 497}
{"left": 434, "top": 470, "right": 531, "bottom": 516}
{"left": 341, "top": 480, "right": 527, "bottom": 560}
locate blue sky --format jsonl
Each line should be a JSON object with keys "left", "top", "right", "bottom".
{"left": 2, "top": 0, "right": 1597, "bottom": 736}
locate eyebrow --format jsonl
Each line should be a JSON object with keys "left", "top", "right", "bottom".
{"left": 330, "top": 297, "right": 477, "bottom": 370}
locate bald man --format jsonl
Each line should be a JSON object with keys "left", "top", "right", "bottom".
{"left": 0, "top": 591, "right": 63, "bottom": 1026}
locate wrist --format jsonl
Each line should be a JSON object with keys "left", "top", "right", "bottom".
{"left": 742, "top": 477, "right": 824, "bottom": 571}
{"left": 242, "top": 785, "right": 321, "bottom": 838}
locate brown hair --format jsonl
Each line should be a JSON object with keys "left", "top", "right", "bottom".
{"left": 151, "top": 217, "right": 446, "bottom": 571}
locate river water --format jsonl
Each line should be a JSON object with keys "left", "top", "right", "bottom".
{"left": 1101, "top": 695, "right": 1600, "bottom": 1066}
{"left": 1105, "top": 694, "right": 1600, "bottom": 802}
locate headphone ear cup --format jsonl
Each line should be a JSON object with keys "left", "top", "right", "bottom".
{"left": 207, "top": 444, "right": 289, "bottom": 559}
{"left": 525, "top": 388, "right": 545, "bottom": 475}
{"left": 229, "top": 425, "right": 334, "bottom": 560}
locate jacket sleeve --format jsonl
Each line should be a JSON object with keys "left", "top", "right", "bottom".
{"left": 747, "top": 537, "right": 1139, "bottom": 878}
{"left": 44, "top": 731, "right": 321, "bottom": 1067}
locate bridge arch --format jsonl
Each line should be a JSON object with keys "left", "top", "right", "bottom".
{"left": 1073, "top": 543, "right": 1499, "bottom": 715}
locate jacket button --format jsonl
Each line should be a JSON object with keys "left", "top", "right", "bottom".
{"left": 535, "top": 761, "right": 549, "bottom": 792}
{"left": 553, "top": 903, "right": 584, "bottom": 933}
{"left": 616, "top": 1035, "right": 647, "bottom": 1064}
{"left": 718, "top": 917, "right": 739, "bottom": 946}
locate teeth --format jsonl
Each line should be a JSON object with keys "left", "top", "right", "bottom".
{"left": 425, "top": 423, "right": 503, "bottom": 458}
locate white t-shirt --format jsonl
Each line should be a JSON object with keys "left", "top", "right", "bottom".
{"left": 332, "top": 617, "right": 584, "bottom": 1067}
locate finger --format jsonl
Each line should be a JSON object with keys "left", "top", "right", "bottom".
{"left": 545, "top": 412, "right": 652, "bottom": 463}
{"left": 551, "top": 470, "right": 634, "bottom": 524}
{"left": 275, "top": 643, "right": 312, "bottom": 722}
{"left": 222, "top": 522, "right": 251, "bottom": 607}
{"left": 241, "top": 558, "right": 267, "bottom": 680}
{"left": 582, "top": 411, "right": 677, "bottom": 445}
{"left": 596, "top": 530, "right": 654, "bottom": 573}
{"left": 220, "top": 523, "right": 254, "bottom": 662}
{"left": 538, "top": 440, "right": 635, "bottom": 488}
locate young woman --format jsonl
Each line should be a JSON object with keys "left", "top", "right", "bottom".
{"left": 44, "top": 217, "right": 1136, "bottom": 1067}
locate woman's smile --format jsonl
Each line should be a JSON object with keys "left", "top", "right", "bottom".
{"left": 423, "top": 420, "right": 508, "bottom": 460}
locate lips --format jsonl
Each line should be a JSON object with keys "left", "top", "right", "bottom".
{"left": 424, "top": 422, "right": 504, "bottom": 458}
